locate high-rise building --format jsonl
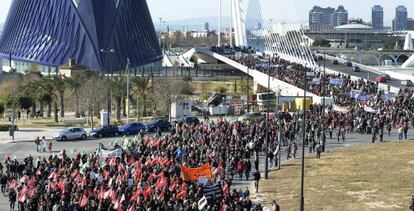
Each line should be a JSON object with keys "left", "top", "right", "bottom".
{"left": 371, "top": 5, "right": 384, "bottom": 30}
{"left": 393, "top": 5, "right": 408, "bottom": 31}
{"left": 336, "top": 6, "right": 348, "bottom": 26}
{"left": 309, "top": 6, "right": 348, "bottom": 31}
{"left": 408, "top": 18, "right": 414, "bottom": 30}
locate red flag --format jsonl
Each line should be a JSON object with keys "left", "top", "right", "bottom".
{"left": 81, "top": 176, "right": 87, "bottom": 188}
{"left": 133, "top": 169, "right": 141, "bottom": 181}
{"left": 103, "top": 170, "right": 110, "bottom": 181}
{"left": 129, "top": 188, "right": 142, "bottom": 202}
{"left": 80, "top": 195, "right": 89, "bottom": 208}
{"left": 143, "top": 186, "right": 151, "bottom": 198}
{"left": 176, "top": 190, "right": 186, "bottom": 199}
{"left": 58, "top": 167, "right": 65, "bottom": 175}
{"left": 9, "top": 180, "right": 17, "bottom": 190}
{"left": 213, "top": 164, "right": 222, "bottom": 176}
{"left": 3, "top": 154, "right": 9, "bottom": 161}
{"left": 27, "top": 188, "right": 37, "bottom": 199}
{"left": 155, "top": 176, "right": 167, "bottom": 190}
{"left": 146, "top": 172, "right": 156, "bottom": 182}
{"left": 18, "top": 186, "right": 27, "bottom": 202}
{"left": 58, "top": 179, "right": 66, "bottom": 192}
{"left": 71, "top": 169, "right": 79, "bottom": 179}
{"left": 120, "top": 194, "right": 126, "bottom": 204}
{"left": 222, "top": 183, "right": 229, "bottom": 195}
{"left": 50, "top": 181, "right": 57, "bottom": 190}
{"left": 36, "top": 169, "right": 42, "bottom": 176}
{"left": 128, "top": 206, "right": 136, "bottom": 211}
{"left": 98, "top": 187, "right": 105, "bottom": 200}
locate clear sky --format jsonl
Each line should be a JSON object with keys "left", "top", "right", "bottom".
{"left": 0, "top": 0, "right": 413, "bottom": 23}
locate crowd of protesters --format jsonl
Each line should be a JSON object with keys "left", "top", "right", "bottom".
{"left": 0, "top": 51, "right": 412, "bottom": 210}
{"left": 0, "top": 117, "right": 283, "bottom": 211}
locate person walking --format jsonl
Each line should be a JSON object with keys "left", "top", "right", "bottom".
{"left": 41, "top": 136, "right": 47, "bottom": 152}
{"left": 253, "top": 171, "right": 261, "bottom": 194}
{"left": 398, "top": 126, "right": 403, "bottom": 140}
{"left": 9, "top": 189, "right": 16, "bottom": 211}
{"left": 34, "top": 137, "right": 40, "bottom": 152}
{"left": 315, "top": 142, "right": 322, "bottom": 159}
{"left": 292, "top": 142, "right": 297, "bottom": 159}
{"left": 272, "top": 200, "right": 280, "bottom": 211}
{"left": 410, "top": 194, "right": 414, "bottom": 211}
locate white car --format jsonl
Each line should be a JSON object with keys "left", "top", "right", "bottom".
{"left": 53, "top": 128, "right": 87, "bottom": 141}
{"left": 401, "top": 80, "right": 413, "bottom": 87}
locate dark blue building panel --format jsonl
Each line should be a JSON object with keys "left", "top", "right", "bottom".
{"left": 0, "top": 0, "right": 162, "bottom": 73}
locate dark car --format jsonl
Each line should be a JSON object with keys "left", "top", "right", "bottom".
{"left": 352, "top": 66, "right": 360, "bottom": 72}
{"left": 180, "top": 116, "right": 200, "bottom": 125}
{"left": 332, "top": 60, "right": 338, "bottom": 65}
{"left": 346, "top": 61, "right": 352, "bottom": 67}
{"left": 119, "top": 123, "right": 146, "bottom": 135}
{"left": 89, "top": 125, "right": 119, "bottom": 138}
{"left": 146, "top": 119, "right": 171, "bottom": 132}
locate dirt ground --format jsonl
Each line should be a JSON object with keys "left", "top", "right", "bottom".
{"left": 259, "top": 141, "right": 414, "bottom": 211}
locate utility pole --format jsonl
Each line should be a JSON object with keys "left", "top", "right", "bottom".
{"left": 277, "top": 88, "right": 281, "bottom": 170}
{"left": 218, "top": 0, "right": 222, "bottom": 47}
{"left": 100, "top": 49, "right": 115, "bottom": 126}
{"left": 11, "top": 88, "right": 16, "bottom": 142}
{"left": 126, "top": 58, "right": 130, "bottom": 123}
{"left": 322, "top": 51, "right": 326, "bottom": 152}
{"left": 300, "top": 66, "right": 307, "bottom": 211}
{"left": 265, "top": 55, "right": 271, "bottom": 179}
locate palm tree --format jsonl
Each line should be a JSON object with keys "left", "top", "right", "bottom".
{"left": 38, "top": 77, "right": 59, "bottom": 122}
{"left": 66, "top": 75, "right": 84, "bottom": 118}
{"left": 131, "top": 76, "right": 152, "bottom": 117}
{"left": 111, "top": 76, "right": 126, "bottom": 120}
{"left": 50, "top": 75, "right": 67, "bottom": 118}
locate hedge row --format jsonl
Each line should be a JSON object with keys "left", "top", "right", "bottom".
{"left": 0, "top": 125, "right": 18, "bottom": 132}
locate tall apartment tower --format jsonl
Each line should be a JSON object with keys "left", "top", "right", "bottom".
{"left": 393, "top": 5, "right": 408, "bottom": 31}
{"left": 371, "top": 5, "right": 384, "bottom": 30}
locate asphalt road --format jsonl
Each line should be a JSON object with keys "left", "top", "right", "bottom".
{"left": 0, "top": 127, "right": 412, "bottom": 209}
{"left": 319, "top": 58, "right": 405, "bottom": 89}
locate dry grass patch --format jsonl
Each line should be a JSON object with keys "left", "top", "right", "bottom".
{"left": 260, "top": 141, "right": 414, "bottom": 211}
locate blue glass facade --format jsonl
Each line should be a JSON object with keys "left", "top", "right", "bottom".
{"left": 0, "top": 0, "right": 162, "bottom": 73}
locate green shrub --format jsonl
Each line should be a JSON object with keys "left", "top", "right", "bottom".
{"left": 0, "top": 125, "right": 18, "bottom": 132}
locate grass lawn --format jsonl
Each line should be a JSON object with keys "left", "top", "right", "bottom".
{"left": 260, "top": 141, "right": 414, "bottom": 211}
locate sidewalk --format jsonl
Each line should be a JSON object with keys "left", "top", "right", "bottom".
{"left": 0, "top": 128, "right": 63, "bottom": 143}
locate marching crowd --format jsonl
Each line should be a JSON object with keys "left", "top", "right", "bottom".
{"left": 0, "top": 117, "right": 282, "bottom": 211}
{"left": 0, "top": 53, "right": 412, "bottom": 210}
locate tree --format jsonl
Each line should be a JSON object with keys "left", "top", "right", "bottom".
{"left": 111, "top": 77, "right": 126, "bottom": 120}
{"left": 36, "top": 77, "right": 59, "bottom": 122}
{"left": 17, "top": 96, "right": 34, "bottom": 111}
{"left": 153, "top": 77, "right": 180, "bottom": 120}
{"left": 0, "top": 101, "right": 4, "bottom": 116}
{"left": 131, "top": 76, "right": 152, "bottom": 117}
{"left": 79, "top": 75, "right": 107, "bottom": 129}
{"left": 180, "top": 75, "right": 194, "bottom": 95}
{"left": 66, "top": 75, "right": 84, "bottom": 118}
{"left": 50, "top": 75, "right": 68, "bottom": 118}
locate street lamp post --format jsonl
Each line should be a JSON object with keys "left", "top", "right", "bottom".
{"left": 265, "top": 54, "right": 271, "bottom": 179}
{"left": 300, "top": 66, "right": 308, "bottom": 211}
{"left": 100, "top": 48, "right": 115, "bottom": 126}
{"left": 322, "top": 51, "right": 326, "bottom": 152}
{"left": 277, "top": 88, "right": 281, "bottom": 170}
{"left": 126, "top": 59, "right": 131, "bottom": 123}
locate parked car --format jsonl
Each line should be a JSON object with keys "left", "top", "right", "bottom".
{"left": 118, "top": 123, "right": 146, "bottom": 135}
{"left": 346, "top": 61, "right": 352, "bottom": 67}
{"left": 401, "top": 80, "right": 413, "bottom": 86}
{"left": 331, "top": 60, "right": 339, "bottom": 65}
{"left": 146, "top": 119, "right": 171, "bottom": 132}
{"left": 179, "top": 116, "right": 200, "bottom": 125}
{"left": 89, "top": 125, "right": 119, "bottom": 138}
{"left": 53, "top": 128, "right": 87, "bottom": 141}
{"left": 352, "top": 66, "right": 360, "bottom": 72}
{"left": 375, "top": 75, "right": 386, "bottom": 83}
{"left": 238, "top": 112, "right": 264, "bottom": 122}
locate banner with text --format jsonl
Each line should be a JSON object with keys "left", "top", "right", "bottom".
{"left": 181, "top": 163, "right": 212, "bottom": 181}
